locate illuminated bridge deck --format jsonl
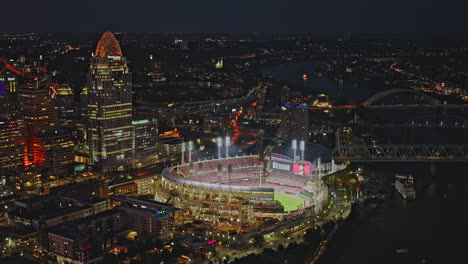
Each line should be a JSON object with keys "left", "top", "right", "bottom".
{"left": 333, "top": 145, "right": 468, "bottom": 162}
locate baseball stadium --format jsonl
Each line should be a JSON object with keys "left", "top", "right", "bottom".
{"left": 157, "top": 141, "right": 339, "bottom": 225}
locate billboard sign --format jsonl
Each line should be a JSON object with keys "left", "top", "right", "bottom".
{"left": 271, "top": 153, "right": 293, "bottom": 172}
{"left": 272, "top": 161, "right": 291, "bottom": 171}
{"left": 271, "top": 153, "right": 293, "bottom": 162}
{"left": 251, "top": 193, "right": 274, "bottom": 201}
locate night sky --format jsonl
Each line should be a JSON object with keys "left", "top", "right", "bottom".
{"left": 2, "top": 0, "right": 468, "bottom": 33}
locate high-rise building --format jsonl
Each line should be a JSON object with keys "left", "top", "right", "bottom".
{"left": 0, "top": 74, "right": 18, "bottom": 115}
{"left": 132, "top": 119, "right": 158, "bottom": 167}
{"left": 0, "top": 117, "right": 23, "bottom": 171}
{"left": 281, "top": 107, "right": 309, "bottom": 141}
{"left": 18, "top": 84, "right": 73, "bottom": 176}
{"left": 56, "top": 84, "right": 75, "bottom": 122}
{"left": 87, "top": 31, "right": 133, "bottom": 172}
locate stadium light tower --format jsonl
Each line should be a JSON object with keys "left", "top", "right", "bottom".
{"left": 317, "top": 156, "right": 322, "bottom": 188}
{"left": 317, "top": 156, "right": 322, "bottom": 176}
{"left": 225, "top": 136, "right": 230, "bottom": 158}
{"left": 188, "top": 141, "right": 194, "bottom": 163}
{"left": 217, "top": 137, "right": 223, "bottom": 159}
{"left": 181, "top": 142, "right": 186, "bottom": 165}
{"left": 300, "top": 140, "right": 305, "bottom": 162}
{"left": 292, "top": 139, "right": 297, "bottom": 161}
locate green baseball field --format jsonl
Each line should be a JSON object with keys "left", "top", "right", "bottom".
{"left": 274, "top": 192, "right": 304, "bottom": 212}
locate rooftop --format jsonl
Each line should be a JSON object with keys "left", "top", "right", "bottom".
{"left": 48, "top": 209, "right": 122, "bottom": 239}
{"left": 0, "top": 257, "right": 41, "bottom": 264}
{"left": 95, "top": 31, "right": 122, "bottom": 58}
{"left": 175, "top": 235, "right": 217, "bottom": 247}
{"left": 111, "top": 195, "right": 180, "bottom": 212}
{"left": 11, "top": 205, "right": 94, "bottom": 221}
{"left": 117, "top": 204, "right": 173, "bottom": 218}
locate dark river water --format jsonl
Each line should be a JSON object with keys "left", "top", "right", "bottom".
{"left": 260, "top": 61, "right": 468, "bottom": 264}
{"left": 319, "top": 163, "right": 468, "bottom": 264}
{"left": 260, "top": 61, "right": 375, "bottom": 102}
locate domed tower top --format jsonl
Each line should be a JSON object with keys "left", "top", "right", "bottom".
{"left": 95, "top": 31, "right": 122, "bottom": 57}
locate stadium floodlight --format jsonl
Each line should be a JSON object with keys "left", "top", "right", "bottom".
{"left": 181, "top": 142, "right": 186, "bottom": 165}
{"left": 217, "top": 137, "right": 223, "bottom": 159}
{"left": 317, "top": 156, "right": 322, "bottom": 177}
{"left": 225, "top": 136, "right": 230, "bottom": 158}
{"left": 189, "top": 141, "right": 194, "bottom": 163}
{"left": 189, "top": 141, "right": 194, "bottom": 151}
{"left": 292, "top": 139, "right": 297, "bottom": 161}
{"left": 300, "top": 140, "right": 305, "bottom": 162}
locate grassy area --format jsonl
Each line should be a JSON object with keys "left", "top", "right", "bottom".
{"left": 274, "top": 192, "right": 304, "bottom": 212}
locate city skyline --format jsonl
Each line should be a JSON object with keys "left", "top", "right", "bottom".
{"left": 1, "top": 19, "right": 468, "bottom": 263}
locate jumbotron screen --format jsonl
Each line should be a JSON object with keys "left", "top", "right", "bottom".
{"left": 292, "top": 162, "right": 312, "bottom": 175}
{"left": 271, "top": 153, "right": 312, "bottom": 175}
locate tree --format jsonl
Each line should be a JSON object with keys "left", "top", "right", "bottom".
{"left": 262, "top": 247, "right": 276, "bottom": 257}
{"left": 277, "top": 244, "right": 284, "bottom": 252}
{"left": 252, "top": 236, "right": 265, "bottom": 247}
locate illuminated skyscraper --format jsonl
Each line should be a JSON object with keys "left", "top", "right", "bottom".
{"left": 282, "top": 107, "right": 309, "bottom": 141}
{"left": 0, "top": 74, "right": 18, "bottom": 115}
{"left": 132, "top": 119, "right": 158, "bottom": 167}
{"left": 0, "top": 117, "right": 23, "bottom": 171}
{"left": 56, "top": 84, "right": 75, "bottom": 122}
{"left": 87, "top": 32, "right": 133, "bottom": 171}
{"left": 18, "top": 84, "right": 74, "bottom": 176}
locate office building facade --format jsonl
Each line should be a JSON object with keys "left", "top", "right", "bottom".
{"left": 87, "top": 31, "right": 133, "bottom": 172}
{"left": 18, "top": 84, "right": 73, "bottom": 176}
{"left": 132, "top": 119, "right": 158, "bottom": 167}
{"left": 0, "top": 118, "right": 23, "bottom": 171}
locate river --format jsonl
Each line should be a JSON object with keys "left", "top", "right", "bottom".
{"left": 260, "top": 61, "right": 375, "bottom": 102}
{"left": 319, "top": 162, "right": 468, "bottom": 264}
{"left": 260, "top": 61, "right": 468, "bottom": 264}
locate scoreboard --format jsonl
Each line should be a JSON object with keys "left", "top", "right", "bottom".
{"left": 271, "top": 153, "right": 313, "bottom": 175}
